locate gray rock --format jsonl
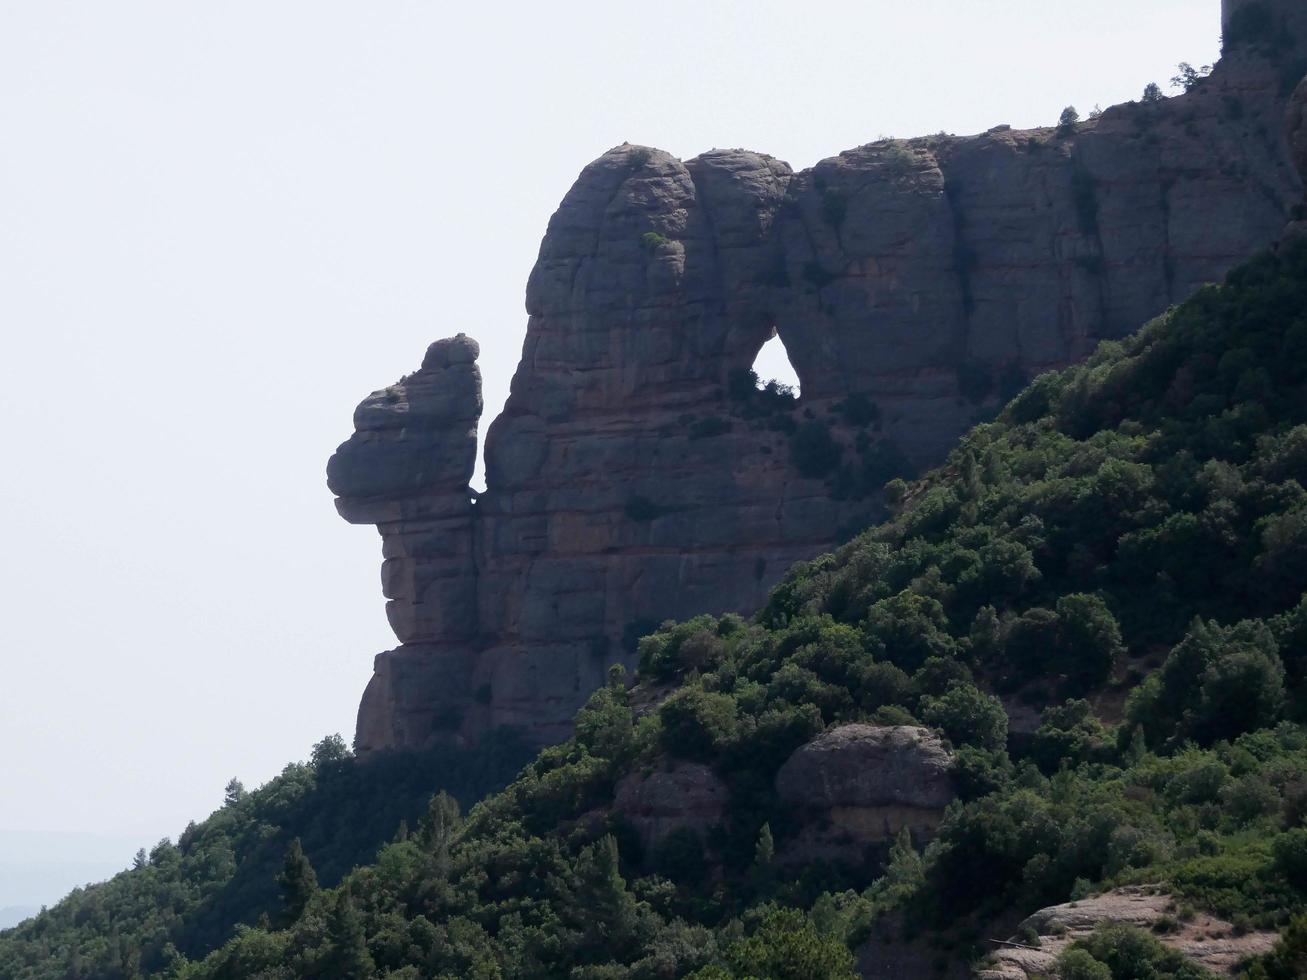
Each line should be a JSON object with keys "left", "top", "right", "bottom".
{"left": 776, "top": 724, "right": 954, "bottom": 811}
{"left": 977, "top": 886, "right": 1279, "bottom": 979}
{"left": 612, "top": 762, "right": 729, "bottom": 855}
{"left": 775, "top": 725, "right": 954, "bottom": 863}
{"left": 330, "top": 3, "right": 1307, "bottom": 753}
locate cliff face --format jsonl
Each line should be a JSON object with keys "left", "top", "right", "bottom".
{"left": 330, "top": 7, "right": 1307, "bottom": 753}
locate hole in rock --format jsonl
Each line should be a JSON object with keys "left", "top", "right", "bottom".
{"left": 750, "top": 330, "right": 801, "bottom": 397}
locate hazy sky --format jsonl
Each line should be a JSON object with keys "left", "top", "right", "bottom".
{"left": 0, "top": 1, "right": 1220, "bottom": 905}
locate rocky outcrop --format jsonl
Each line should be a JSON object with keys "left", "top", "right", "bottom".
{"left": 612, "top": 762, "right": 729, "bottom": 856}
{"left": 776, "top": 725, "right": 954, "bottom": 861}
{"left": 977, "top": 886, "right": 1279, "bottom": 978}
{"left": 327, "top": 335, "right": 483, "bottom": 748}
{"left": 331, "top": 3, "right": 1307, "bottom": 753}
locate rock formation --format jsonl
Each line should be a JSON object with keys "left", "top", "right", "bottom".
{"left": 977, "top": 886, "right": 1278, "bottom": 978}
{"left": 775, "top": 725, "right": 954, "bottom": 862}
{"left": 611, "top": 762, "right": 730, "bottom": 857}
{"left": 330, "top": 2, "right": 1307, "bottom": 753}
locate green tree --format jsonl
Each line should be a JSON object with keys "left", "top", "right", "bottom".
{"left": 222, "top": 778, "right": 245, "bottom": 807}
{"left": 311, "top": 733, "right": 351, "bottom": 770}
{"left": 1057, "top": 948, "right": 1112, "bottom": 980}
{"left": 708, "top": 906, "right": 858, "bottom": 980}
{"left": 1170, "top": 62, "right": 1212, "bottom": 92}
{"left": 864, "top": 591, "right": 958, "bottom": 671}
{"left": 754, "top": 823, "right": 775, "bottom": 869}
{"left": 572, "top": 835, "right": 643, "bottom": 959}
{"left": 322, "top": 891, "right": 375, "bottom": 979}
{"left": 419, "top": 790, "right": 461, "bottom": 857}
{"left": 659, "top": 688, "right": 739, "bottom": 759}
{"left": 1055, "top": 593, "right": 1125, "bottom": 693}
{"left": 921, "top": 684, "right": 1008, "bottom": 750}
{"left": 276, "top": 837, "right": 318, "bottom": 926}
{"left": 1058, "top": 106, "right": 1080, "bottom": 135}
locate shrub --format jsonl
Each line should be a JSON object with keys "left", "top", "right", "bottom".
{"left": 1170, "top": 62, "right": 1213, "bottom": 92}
{"left": 882, "top": 142, "right": 917, "bottom": 176}
{"left": 1273, "top": 829, "right": 1307, "bottom": 887}
{"left": 1057, "top": 948, "right": 1111, "bottom": 980}
{"left": 865, "top": 592, "right": 958, "bottom": 672}
{"left": 1070, "top": 923, "right": 1209, "bottom": 979}
{"left": 706, "top": 906, "right": 858, "bottom": 979}
{"left": 641, "top": 231, "right": 669, "bottom": 251}
{"left": 921, "top": 684, "right": 1009, "bottom": 751}
{"left": 659, "top": 688, "right": 739, "bottom": 759}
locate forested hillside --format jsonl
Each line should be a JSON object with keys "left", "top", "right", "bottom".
{"left": 7, "top": 237, "right": 1307, "bottom": 978}
{"left": 0, "top": 734, "right": 532, "bottom": 978}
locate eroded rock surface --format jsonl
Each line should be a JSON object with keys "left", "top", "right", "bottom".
{"left": 976, "top": 886, "right": 1279, "bottom": 978}
{"left": 612, "top": 762, "right": 729, "bottom": 856}
{"left": 776, "top": 725, "right": 954, "bottom": 861}
{"left": 331, "top": 4, "right": 1307, "bottom": 753}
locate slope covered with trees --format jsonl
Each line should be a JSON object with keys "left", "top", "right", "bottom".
{"left": 6, "top": 237, "right": 1307, "bottom": 978}
{"left": 0, "top": 734, "right": 532, "bottom": 978}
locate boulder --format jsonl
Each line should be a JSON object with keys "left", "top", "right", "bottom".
{"left": 612, "top": 762, "right": 729, "bottom": 855}
{"left": 977, "top": 886, "right": 1279, "bottom": 978}
{"left": 775, "top": 725, "right": 954, "bottom": 861}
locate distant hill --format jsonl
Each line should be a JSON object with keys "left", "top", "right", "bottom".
{"left": 0, "top": 908, "right": 37, "bottom": 931}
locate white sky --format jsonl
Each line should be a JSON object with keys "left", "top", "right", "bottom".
{"left": 0, "top": 1, "right": 1219, "bottom": 901}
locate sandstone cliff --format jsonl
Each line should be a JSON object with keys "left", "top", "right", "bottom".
{"left": 330, "top": 2, "right": 1307, "bottom": 753}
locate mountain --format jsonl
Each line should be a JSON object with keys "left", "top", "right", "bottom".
{"left": 6, "top": 5, "right": 1307, "bottom": 978}
{"left": 329, "top": 0, "right": 1307, "bottom": 756}
{"left": 5, "top": 64, "right": 1307, "bottom": 980}
{"left": 0, "top": 909, "right": 38, "bottom": 932}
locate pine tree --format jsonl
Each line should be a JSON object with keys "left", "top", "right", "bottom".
{"left": 223, "top": 778, "right": 245, "bottom": 807}
{"left": 419, "top": 791, "right": 461, "bottom": 857}
{"left": 960, "top": 451, "right": 980, "bottom": 500}
{"left": 754, "top": 823, "right": 775, "bottom": 868}
{"left": 276, "top": 837, "right": 318, "bottom": 926}
{"left": 573, "top": 835, "right": 640, "bottom": 956}
{"left": 322, "top": 891, "right": 375, "bottom": 979}
{"left": 1124, "top": 724, "right": 1148, "bottom": 767}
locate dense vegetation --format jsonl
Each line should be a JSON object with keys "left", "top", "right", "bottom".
{"left": 5, "top": 237, "right": 1307, "bottom": 978}
{"left": 0, "top": 734, "right": 532, "bottom": 978}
